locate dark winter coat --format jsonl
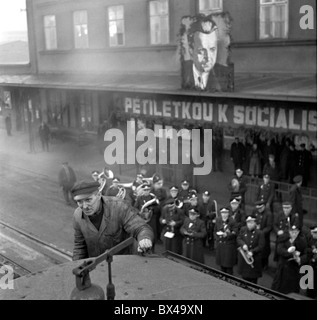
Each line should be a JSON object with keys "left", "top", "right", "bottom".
{"left": 180, "top": 217, "right": 207, "bottom": 264}
{"left": 252, "top": 207, "right": 273, "bottom": 260}
{"left": 58, "top": 165, "right": 76, "bottom": 190}
{"left": 214, "top": 217, "right": 238, "bottom": 268}
{"left": 160, "top": 206, "right": 185, "bottom": 255}
{"left": 271, "top": 233, "right": 308, "bottom": 294}
{"left": 237, "top": 227, "right": 265, "bottom": 279}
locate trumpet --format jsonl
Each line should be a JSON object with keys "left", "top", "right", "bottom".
{"left": 238, "top": 246, "right": 254, "bottom": 268}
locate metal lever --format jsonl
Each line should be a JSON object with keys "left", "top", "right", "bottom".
{"left": 71, "top": 237, "right": 135, "bottom": 300}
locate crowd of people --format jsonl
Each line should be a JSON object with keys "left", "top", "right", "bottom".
{"left": 230, "top": 136, "right": 314, "bottom": 187}
{"left": 61, "top": 163, "right": 317, "bottom": 299}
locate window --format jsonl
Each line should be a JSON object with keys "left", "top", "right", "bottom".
{"left": 259, "top": 0, "right": 288, "bottom": 39}
{"left": 44, "top": 15, "right": 57, "bottom": 50}
{"left": 199, "top": 0, "right": 223, "bottom": 14}
{"left": 73, "top": 10, "right": 89, "bottom": 49}
{"left": 149, "top": 0, "right": 169, "bottom": 45}
{"left": 108, "top": 6, "right": 125, "bottom": 46}
{"left": 79, "top": 93, "right": 94, "bottom": 131}
{"left": 47, "top": 90, "right": 64, "bottom": 126}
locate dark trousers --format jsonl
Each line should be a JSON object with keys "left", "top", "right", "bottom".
{"left": 62, "top": 187, "right": 72, "bottom": 204}
{"left": 41, "top": 138, "right": 49, "bottom": 151}
{"left": 6, "top": 126, "right": 12, "bottom": 136}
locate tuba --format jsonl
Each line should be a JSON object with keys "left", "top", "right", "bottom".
{"left": 237, "top": 246, "right": 255, "bottom": 268}
{"left": 139, "top": 194, "right": 159, "bottom": 223}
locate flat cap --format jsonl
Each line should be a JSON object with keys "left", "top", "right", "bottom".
{"left": 188, "top": 209, "right": 199, "bottom": 215}
{"left": 293, "top": 175, "right": 303, "bottom": 183}
{"left": 246, "top": 215, "right": 256, "bottom": 222}
{"left": 282, "top": 201, "right": 292, "bottom": 207}
{"left": 220, "top": 207, "right": 229, "bottom": 214}
{"left": 170, "top": 186, "right": 178, "bottom": 191}
{"left": 71, "top": 181, "right": 100, "bottom": 200}
{"left": 230, "top": 198, "right": 240, "bottom": 205}
{"left": 255, "top": 199, "right": 266, "bottom": 206}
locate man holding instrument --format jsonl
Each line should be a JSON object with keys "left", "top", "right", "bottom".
{"left": 237, "top": 215, "right": 265, "bottom": 284}
{"left": 71, "top": 181, "right": 154, "bottom": 261}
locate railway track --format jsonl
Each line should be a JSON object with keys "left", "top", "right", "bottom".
{"left": 162, "top": 251, "right": 298, "bottom": 300}
{"left": 0, "top": 220, "right": 72, "bottom": 279}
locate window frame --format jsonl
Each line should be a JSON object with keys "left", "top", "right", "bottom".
{"left": 108, "top": 5, "right": 125, "bottom": 47}
{"left": 43, "top": 15, "right": 57, "bottom": 50}
{"left": 149, "top": 0, "right": 170, "bottom": 45}
{"left": 73, "top": 10, "right": 89, "bottom": 49}
{"left": 198, "top": 0, "right": 223, "bottom": 15}
{"left": 259, "top": 0, "right": 289, "bottom": 40}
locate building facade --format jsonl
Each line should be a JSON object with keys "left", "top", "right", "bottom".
{"left": 0, "top": 0, "right": 316, "bottom": 188}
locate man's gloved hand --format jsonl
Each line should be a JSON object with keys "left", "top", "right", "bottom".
{"left": 137, "top": 238, "right": 153, "bottom": 253}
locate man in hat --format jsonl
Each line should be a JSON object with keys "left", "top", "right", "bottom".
{"left": 150, "top": 174, "right": 167, "bottom": 244}
{"left": 180, "top": 208, "right": 206, "bottom": 263}
{"left": 237, "top": 215, "right": 265, "bottom": 284}
{"left": 166, "top": 186, "right": 179, "bottom": 202}
{"left": 58, "top": 162, "right": 77, "bottom": 205}
{"left": 263, "top": 154, "right": 281, "bottom": 183}
{"left": 252, "top": 199, "right": 273, "bottom": 270}
{"left": 295, "top": 143, "right": 312, "bottom": 187}
{"left": 132, "top": 173, "right": 144, "bottom": 197}
{"left": 71, "top": 181, "right": 154, "bottom": 260}
{"left": 229, "top": 197, "right": 245, "bottom": 232}
{"left": 214, "top": 207, "right": 238, "bottom": 275}
{"left": 105, "top": 177, "right": 121, "bottom": 197}
{"left": 184, "top": 193, "right": 204, "bottom": 218}
{"left": 271, "top": 224, "right": 308, "bottom": 294}
{"left": 228, "top": 168, "right": 248, "bottom": 211}
{"left": 200, "top": 191, "right": 217, "bottom": 249}
{"left": 289, "top": 175, "right": 306, "bottom": 229}
{"left": 160, "top": 198, "right": 185, "bottom": 255}
{"left": 256, "top": 174, "right": 275, "bottom": 211}
{"left": 178, "top": 180, "right": 190, "bottom": 202}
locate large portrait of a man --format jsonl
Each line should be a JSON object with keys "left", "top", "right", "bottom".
{"left": 180, "top": 13, "right": 234, "bottom": 92}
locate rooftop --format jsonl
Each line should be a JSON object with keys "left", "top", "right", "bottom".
{"left": 0, "top": 72, "right": 316, "bottom": 103}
